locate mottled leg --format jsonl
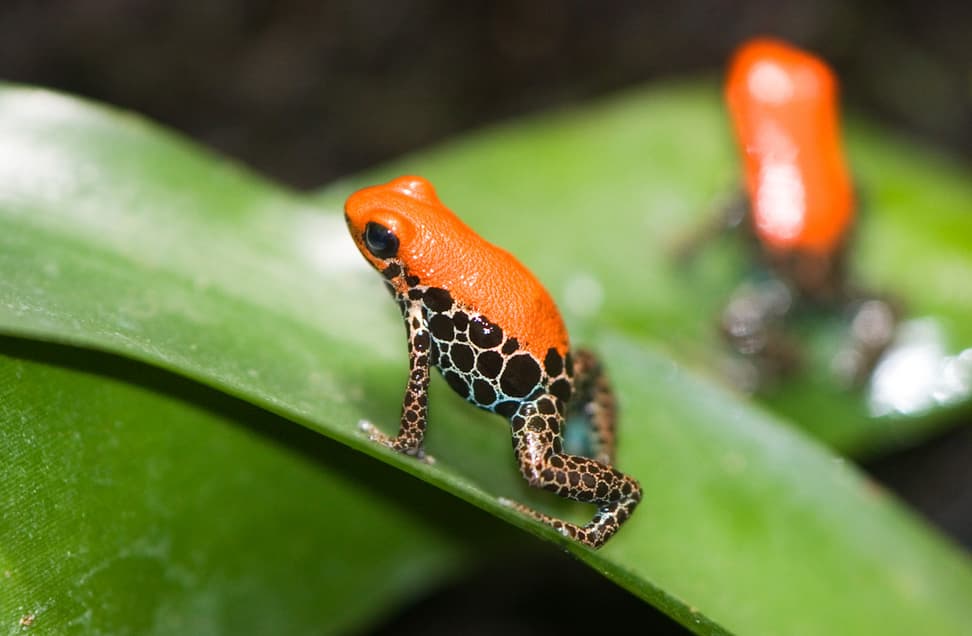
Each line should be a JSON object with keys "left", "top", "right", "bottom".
{"left": 502, "top": 396, "right": 641, "bottom": 549}
{"left": 720, "top": 277, "right": 802, "bottom": 390}
{"left": 833, "top": 296, "right": 899, "bottom": 386}
{"left": 569, "top": 348, "right": 617, "bottom": 465}
{"left": 360, "top": 304, "right": 434, "bottom": 462}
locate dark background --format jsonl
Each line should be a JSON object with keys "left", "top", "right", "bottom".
{"left": 3, "top": 1, "right": 969, "bottom": 188}
{"left": 3, "top": 2, "right": 969, "bottom": 633}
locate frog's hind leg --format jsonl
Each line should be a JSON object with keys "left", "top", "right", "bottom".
{"left": 504, "top": 395, "right": 641, "bottom": 549}
{"left": 568, "top": 348, "right": 617, "bottom": 465}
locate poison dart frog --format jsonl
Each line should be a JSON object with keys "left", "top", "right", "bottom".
{"left": 345, "top": 176, "right": 641, "bottom": 548}
{"left": 726, "top": 37, "right": 855, "bottom": 295}
{"left": 680, "top": 37, "right": 897, "bottom": 388}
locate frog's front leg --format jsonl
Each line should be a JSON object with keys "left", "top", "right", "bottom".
{"left": 504, "top": 395, "right": 642, "bottom": 549}
{"left": 360, "top": 303, "right": 434, "bottom": 462}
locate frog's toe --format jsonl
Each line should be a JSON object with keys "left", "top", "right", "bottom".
{"left": 401, "top": 444, "right": 434, "bottom": 464}
{"left": 358, "top": 419, "right": 378, "bottom": 436}
{"left": 358, "top": 420, "right": 394, "bottom": 448}
{"left": 497, "top": 497, "right": 521, "bottom": 509}
{"left": 409, "top": 449, "right": 436, "bottom": 465}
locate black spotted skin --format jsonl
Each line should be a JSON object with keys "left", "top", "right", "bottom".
{"left": 345, "top": 176, "right": 640, "bottom": 549}
{"left": 360, "top": 259, "right": 641, "bottom": 549}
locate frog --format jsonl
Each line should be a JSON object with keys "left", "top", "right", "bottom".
{"left": 344, "top": 175, "right": 641, "bottom": 548}
{"left": 725, "top": 37, "right": 856, "bottom": 303}
{"left": 678, "top": 37, "right": 898, "bottom": 389}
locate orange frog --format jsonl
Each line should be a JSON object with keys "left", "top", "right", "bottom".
{"left": 345, "top": 176, "right": 641, "bottom": 548}
{"left": 727, "top": 36, "right": 854, "bottom": 295}
{"left": 690, "top": 38, "right": 897, "bottom": 387}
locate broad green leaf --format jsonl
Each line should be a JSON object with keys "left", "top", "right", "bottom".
{"left": 0, "top": 89, "right": 504, "bottom": 635}
{"left": 2, "top": 83, "right": 972, "bottom": 635}
{"left": 0, "top": 339, "right": 505, "bottom": 635}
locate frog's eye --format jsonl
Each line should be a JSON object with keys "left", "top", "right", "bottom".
{"left": 364, "top": 222, "right": 399, "bottom": 259}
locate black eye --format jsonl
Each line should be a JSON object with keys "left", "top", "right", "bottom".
{"left": 364, "top": 222, "right": 399, "bottom": 259}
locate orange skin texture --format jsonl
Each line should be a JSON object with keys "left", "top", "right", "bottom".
{"left": 726, "top": 37, "right": 854, "bottom": 256}
{"left": 345, "top": 175, "right": 569, "bottom": 360}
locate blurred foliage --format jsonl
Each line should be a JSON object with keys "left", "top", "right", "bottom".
{"left": 1, "top": 2, "right": 968, "bottom": 187}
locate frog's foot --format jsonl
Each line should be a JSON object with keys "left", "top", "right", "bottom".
{"left": 498, "top": 496, "right": 636, "bottom": 549}
{"left": 498, "top": 497, "right": 617, "bottom": 548}
{"left": 832, "top": 298, "right": 898, "bottom": 387}
{"left": 357, "top": 420, "right": 436, "bottom": 464}
{"left": 358, "top": 419, "right": 390, "bottom": 445}
{"left": 506, "top": 399, "right": 642, "bottom": 549}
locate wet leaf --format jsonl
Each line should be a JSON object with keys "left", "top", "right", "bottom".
{"left": 0, "top": 339, "right": 495, "bottom": 634}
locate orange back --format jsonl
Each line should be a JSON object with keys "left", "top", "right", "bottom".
{"left": 345, "top": 176, "right": 569, "bottom": 359}
{"left": 725, "top": 38, "right": 854, "bottom": 254}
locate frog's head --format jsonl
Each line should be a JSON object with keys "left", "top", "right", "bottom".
{"left": 344, "top": 175, "right": 456, "bottom": 276}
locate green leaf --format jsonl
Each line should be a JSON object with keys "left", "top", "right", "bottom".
{"left": 0, "top": 339, "right": 498, "bottom": 634}
{"left": 0, "top": 88, "right": 505, "bottom": 635}
{"left": 2, "top": 82, "right": 972, "bottom": 635}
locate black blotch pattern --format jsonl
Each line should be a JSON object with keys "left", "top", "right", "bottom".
{"left": 476, "top": 350, "right": 503, "bottom": 378}
{"left": 545, "top": 415, "right": 560, "bottom": 434}
{"left": 452, "top": 311, "right": 469, "bottom": 330}
{"left": 544, "top": 347, "right": 563, "bottom": 376}
{"left": 495, "top": 400, "right": 519, "bottom": 417}
{"left": 444, "top": 371, "right": 469, "bottom": 398}
{"left": 405, "top": 275, "right": 420, "bottom": 286}
{"left": 502, "top": 338, "right": 519, "bottom": 354}
{"left": 472, "top": 379, "right": 497, "bottom": 405}
{"left": 382, "top": 263, "right": 401, "bottom": 279}
{"left": 450, "top": 343, "right": 475, "bottom": 372}
{"left": 550, "top": 378, "right": 572, "bottom": 402}
{"left": 525, "top": 387, "right": 544, "bottom": 402}
{"left": 469, "top": 316, "right": 503, "bottom": 348}
{"left": 423, "top": 287, "right": 453, "bottom": 312}
{"left": 500, "top": 354, "right": 542, "bottom": 398}
{"left": 429, "top": 314, "right": 454, "bottom": 341}
{"left": 412, "top": 332, "right": 430, "bottom": 353}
